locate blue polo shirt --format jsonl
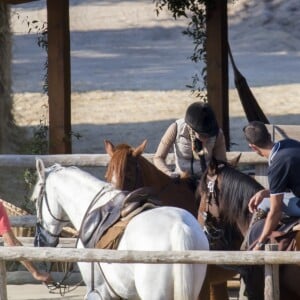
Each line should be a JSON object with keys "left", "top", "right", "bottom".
{"left": 268, "top": 139, "right": 300, "bottom": 197}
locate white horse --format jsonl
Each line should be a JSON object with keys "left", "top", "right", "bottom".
{"left": 32, "top": 159, "right": 209, "bottom": 300}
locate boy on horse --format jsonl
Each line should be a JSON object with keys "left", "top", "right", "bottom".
{"left": 243, "top": 121, "right": 300, "bottom": 250}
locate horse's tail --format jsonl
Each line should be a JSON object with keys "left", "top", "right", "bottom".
{"left": 171, "top": 216, "right": 209, "bottom": 300}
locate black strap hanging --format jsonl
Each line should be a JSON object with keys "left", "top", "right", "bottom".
{"left": 228, "top": 42, "right": 270, "bottom": 124}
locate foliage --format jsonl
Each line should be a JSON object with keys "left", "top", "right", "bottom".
{"left": 11, "top": 13, "right": 49, "bottom": 212}
{"left": 12, "top": 13, "right": 82, "bottom": 212}
{"left": 14, "top": 13, "right": 48, "bottom": 94}
{"left": 21, "top": 118, "right": 48, "bottom": 213}
{"left": 154, "top": 0, "right": 215, "bottom": 100}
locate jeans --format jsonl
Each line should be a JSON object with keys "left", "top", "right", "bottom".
{"left": 258, "top": 193, "right": 300, "bottom": 217}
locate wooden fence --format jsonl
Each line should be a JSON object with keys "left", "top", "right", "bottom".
{"left": 0, "top": 151, "right": 269, "bottom": 188}
{"left": 1, "top": 246, "right": 300, "bottom": 300}
{"left": 0, "top": 151, "right": 276, "bottom": 300}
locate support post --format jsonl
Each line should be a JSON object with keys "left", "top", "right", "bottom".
{"left": 206, "top": 0, "right": 229, "bottom": 149}
{"left": 264, "top": 244, "right": 280, "bottom": 300}
{"left": 0, "top": 260, "right": 7, "bottom": 300}
{"left": 47, "top": 0, "right": 71, "bottom": 154}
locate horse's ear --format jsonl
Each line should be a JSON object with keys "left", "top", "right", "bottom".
{"left": 104, "top": 140, "right": 115, "bottom": 157}
{"left": 228, "top": 153, "right": 241, "bottom": 168}
{"left": 132, "top": 140, "right": 147, "bottom": 157}
{"left": 36, "top": 159, "right": 45, "bottom": 182}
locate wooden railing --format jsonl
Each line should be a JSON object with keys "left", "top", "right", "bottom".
{"left": 0, "top": 151, "right": 269, "bottom": 188}
{"left": 0, "top": 151, "right": 272, "bottom": 300}
{"left": 0, "top": 246, "right": 298, "bottom": 300}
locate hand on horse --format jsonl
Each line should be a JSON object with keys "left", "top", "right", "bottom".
{"left": 253, "top": 241, "right": 265, "bottom": 251}
{"left": 33, "top": 270, "right": 52, "bottom": 284}
{"left": 248, "top": 189, "right": 270, "bottom": 213}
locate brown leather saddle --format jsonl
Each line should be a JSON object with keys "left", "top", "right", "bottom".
{"left": 246, "top": 215, "right": 300, "bottom": 251}
{"left": 80, "top": 187, "right": 161, "bottom": 248}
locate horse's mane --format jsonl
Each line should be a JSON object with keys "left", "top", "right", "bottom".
{"left": 106, "top": 143, "right": 172, "bottom": 190}
{"left": 201, "top": 162, "right": 264, "bottom": 225}
{"left": 105, "top": 144, "right": 131, "bottom": 189}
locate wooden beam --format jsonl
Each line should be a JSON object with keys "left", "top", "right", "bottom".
{"left": 206, "top": 0, "right": 229, "bottom": 149}
{"left": 47, "top": 0, "right": 71, "bottom": 154}
{"left": 0, "top": 152, "right": 267, "bottom": 168}
{"left": 2, "top": 0, "right": 38, "bottom": 4}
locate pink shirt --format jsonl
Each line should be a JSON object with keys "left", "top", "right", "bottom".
{"left": 0, "top": 202, "right": 11, "bottom": 235}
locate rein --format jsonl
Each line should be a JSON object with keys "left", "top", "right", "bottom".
{"left": 201, "top": 169, "right": 233, "bottom": 249}
{"left": 35, "top": 177, "right": 83, "bottom": 295}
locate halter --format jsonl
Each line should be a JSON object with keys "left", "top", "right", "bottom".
{"left": 200, "top": 170, "right": 229, "bottom": 249}
{"left": 34, "top": 169, "right": 81, "bottom": 295}
{"left": 201, "top": 163, "right": 244, "bottom": 251}
{"left": 35, "top": 178, "right": 70, "bottom": 248}
{"left": 203, "top": 174, "right": 220, "bottom": 221}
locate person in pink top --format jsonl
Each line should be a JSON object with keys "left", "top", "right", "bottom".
{"left": 0, "top": 200, "right": 51, "bottom": 283}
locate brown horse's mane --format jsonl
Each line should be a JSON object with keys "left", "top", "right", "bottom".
{"left": 200, "top": 161, "right": 264, "bottom": 226}
{"left": 106, "top": 142, "right": 182, "bottom": 191}
{"left": 105, "top": 144, "right": 131, "bottom": 189}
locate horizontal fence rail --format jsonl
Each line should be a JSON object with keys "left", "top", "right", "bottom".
{"left": 0, "top": 152, "right": 270, "bottom": 188}
{"left": 0, "top": 247, "right": 299, "bottom": 265}
{"left": 0, "top": 152, "right": 267, "bottom": 168}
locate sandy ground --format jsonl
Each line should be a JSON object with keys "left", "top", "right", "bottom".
{"left": 7, "top": 284, "right": 86, "bottom": 300}
{"left": 1, "top": 1, "right": 299, "bottom": 298}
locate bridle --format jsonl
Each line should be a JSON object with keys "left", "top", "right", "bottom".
{"left": 35, "top": 180, "right": 70, "bottom": 247}
{"left": 202, "top": 174, "right": 221, "bottom": 222}
{"left": 200, "top": 170, "right": 230, "bottom": 249}
{"left": 38, "top": 181, "right": 123, "bottom": 299}
{"left": 34, "top": 179, "right": 82, "bottom": 296}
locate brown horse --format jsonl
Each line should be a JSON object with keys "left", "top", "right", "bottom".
{"left": 104, "top": 139, "right": 198, "bottom": 217}
{"left": 198, "top": 158, "right": 300, "bottom": 300}
{"left": 104, "top": 139, "right": 237, "bottom": 300}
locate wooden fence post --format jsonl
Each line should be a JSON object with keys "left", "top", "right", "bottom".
{"left": 264, "top": 244, "right": 279, "bottom": 300}
{"left": 0, "top": 260, "right": 7, "bottom": 300}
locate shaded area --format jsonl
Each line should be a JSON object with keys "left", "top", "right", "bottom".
{"left": 12, "top": 27, "right": 300, "bottom": 93}
{"left": 12, "top": 26, "right": 197, "bottom": 93}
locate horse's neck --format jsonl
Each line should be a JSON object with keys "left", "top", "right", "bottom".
{"left": 237, "top": 220, "right": 251, "bottom": 238}
{"left": 59, "top": 185, "right": 120, "bottom": 230}
{"left": 141, "top": 158, "right": 171, "bottom": 189}
{"left": 52, "top": 169, "right": 119, "bottom": 230}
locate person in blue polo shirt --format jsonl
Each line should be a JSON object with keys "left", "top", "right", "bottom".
{"left": 243, "top": 121, "right": 300, "bottom": 250}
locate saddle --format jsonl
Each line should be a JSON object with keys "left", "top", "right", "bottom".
{"left": 240, "top": 214, "right": 300, "bottom": 300}
{"left": 247, "top": 214, "right": 300, "bottom": 251}
{"left": 80, "top": 187, "right": 161, "bottom": 248}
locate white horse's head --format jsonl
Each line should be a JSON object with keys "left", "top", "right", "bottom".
{"left": 32, "top": 159, "right": 117, "bottom": 249}
{"left": 32, "top": 159, "right": 69, "bottom": 247}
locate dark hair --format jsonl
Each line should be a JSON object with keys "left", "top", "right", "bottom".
{"left": 243, "top": 121, "right": 271, "bottom": 147}
{"left": 184, "top": 102, "right": 219, "bottom": 137}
